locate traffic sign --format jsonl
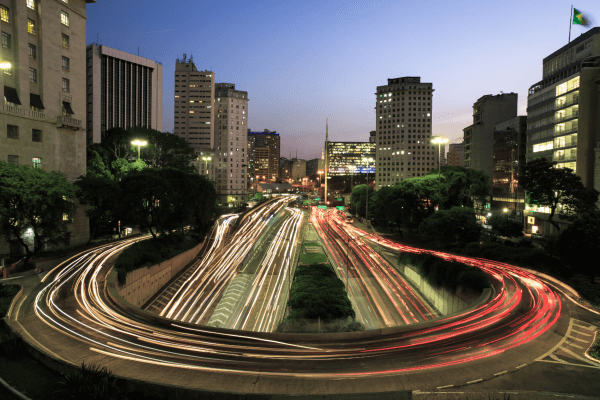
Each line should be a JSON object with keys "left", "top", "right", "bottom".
{"left": 336, "top": 206, "right": 345, "bottom": 211}
{"left": 315, "top": 197, "right": 321, "bottom": 201}
{"left": 337, "top": 198, "right": 342, "bottom": 201}
{"left": 318, "top": 205, "right": 327, "bottom": 210}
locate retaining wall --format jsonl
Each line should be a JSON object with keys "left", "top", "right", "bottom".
{"left": 117, "top": 241, "right": 204, "bottom": 308}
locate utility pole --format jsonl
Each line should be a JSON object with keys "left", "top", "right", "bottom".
{"left": 324, "top": 119, "right": 329, "bottom": 208}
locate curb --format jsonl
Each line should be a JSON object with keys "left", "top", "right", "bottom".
{"left": 0, "top": 376, "right": 33, "bottom": 400}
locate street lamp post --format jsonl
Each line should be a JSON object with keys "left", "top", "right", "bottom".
{"left": 202, "top": 156, "right": 212, "bottom": 175}
{"left": 361, "top": 157, "right": 374, "bottom": 232}
{"left": 431, "top": 137, "right": 449, "bottom": 195}
{"left": 131, "top": 140, "right": 148, "bottom": 160}
{"left": 504, "top": 208, "right": 509, "bottom": 219}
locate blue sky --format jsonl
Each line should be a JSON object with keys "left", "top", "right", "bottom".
{"left": 86, "top": 0, "right": 597, "bottom": 159}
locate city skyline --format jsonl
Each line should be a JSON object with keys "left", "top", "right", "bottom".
{"left": 86, "top": 0, "right": 596, "bottom": 159}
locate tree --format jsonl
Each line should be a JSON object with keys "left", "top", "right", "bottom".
{"left": 427, "top": 166, "right": 489, "bottom": 209}
{"left": 555, "top": 210, "right": 600, "bottom": 283}
{"left": 75, "top": 176, "right": 120, "bottom": 244}
{"left": 130, "top": 128, "right": 197, "bottom": 173}
{"left": 351, "top": 184, "right": 374, "bottom": 218}
{"left": 488, "top": 215, "right": 524, "bottom": 239}
{"left": 369, "top": 186, "right": 403, "bottom": 227}
{"left": 521, "top": 158, "right": 599, "bottom": 232}
{"left": 0, "top": 162, "right": 76, "bottom": 260}
{"left": 395, "top": 175, "right": 445, "bottom": 228}
{"left": 418, "top": 207, "right": 481, "bottom": 247}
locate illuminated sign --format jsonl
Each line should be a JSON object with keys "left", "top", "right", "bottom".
{"left": 527, "top": 216, "right": 536, "bottom": 224}
{"left": 336, "top": 206, "right": 345, "bottom": 211}
{"left": 318, "top": 205, "right": 327, "bottom": 210}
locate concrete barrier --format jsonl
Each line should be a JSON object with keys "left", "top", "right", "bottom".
{"left": 116, "top": 241, "right": 204, "bottom": 308}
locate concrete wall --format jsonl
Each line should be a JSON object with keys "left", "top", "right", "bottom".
{"left": 117, "top": 241, "right": 203, "bottom": 308}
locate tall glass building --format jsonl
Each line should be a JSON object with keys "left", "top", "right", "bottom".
{"left": 327, "top": 142, "right": 375, "bottom": 176}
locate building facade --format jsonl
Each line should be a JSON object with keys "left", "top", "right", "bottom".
{"left": 306, "top": 157, "right": 325, "bottom": 176}
{"left": 86, "top": 44, "right": 162, "bottom": 145}
{"left": 369, "top": 130, "right": 376, "bottom": 143}
{"left": 214, "top": 83, "right": 248, "bottom": 206}
{"left": 173, "top": 54, "right": 214, "bottom": 149}
{"left": 446, "top": 142, "right": 464, "bottom": 167}
{"left": 492, "top": 116, "right": 527, "bottom": 213}
{"left": 1, "top": 0, "right": 96, "bottom": 256}
{"left": 248, "top": 130, "right": 280, "bottom": 184}
{"left": 463, "top": 93, "right": 518, "bottom": 188}
{"left": 525, "top": 27, "right": 600, "bottom": 234}
{"left": 280, "top": 158, "right": 306, "bottom": 181}
{"left": 327, "top": 141, "right": 375, "bottom": 176}
{"left": 374, "top": 77, "right": 436, "bottom": 188}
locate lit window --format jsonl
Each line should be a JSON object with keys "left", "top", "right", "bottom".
{"left": 28, "top": 19, "right": 35, "bottom": 35}
{"left": 0, "top": 5, "right": 9, "bottom": 23}
{"left": 63, "top": 213, "right": 69, "bottom": 221}
{"left": 27, "top": 0, "right": 35, "bottom": 10}
{"left": 29, "top": 68, "right": 37, "bottom": 82}
{"left": 32, "top": 157, "right": 41, "bottom": 168}
{"left": 62, "top": 78, "right": 70, "bottom": 92}
{"left": 61, "top": 11, "right": 69, "bottom": 26}
{"left": 62, "top": 34, "right": 69, "bottom": 49}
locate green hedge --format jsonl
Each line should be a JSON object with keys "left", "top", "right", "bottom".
{"left": 398, "top": 252, "right": 489, "bottom": 294}
{"left": 300, "top": 253, "right": 327, "bottom": 264}
{"left": 114, "top": 234, "right": 199, "bottom": 285}
{"left": 287, "top": 263, "right": 355, "bottom": 320}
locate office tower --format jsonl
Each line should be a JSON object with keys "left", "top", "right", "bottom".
{"left": 327, "top": 142, "right": 376, "bottom": 176}
{"left": 525, "top": 27, "right": 600, "bottom": 233}
{"left": 214, "top": 83, "right": 249, "bottom": 207}
{"left": 86, "top": 44, "right": 163, "bottom": 145}
{"left": 173, "top": 54, "right": 214, "bottom": 149}
{"left": 492, "top": 116, "right": 527, "bottom": 213}
{"left": 280, "top": 158, "right": 306, "bottom": 181}
{"left": 369, "top": 130, "right": 376, "bottom": 143}
{"left": 463, "top": 93, "right": 518, "bottom": 187}
{"left": 374, "top": 77, "right": 435, "bottom": 188}
{"left": 306, "top": 158, "right": 325, "bottom": 176}
{"left": 248, "top": 130, "right": 280, "bottom": 183}
{"left": 1, "top": 0, "right": 96, "bottom": 254}
{"left": 447, "top": 142, "right": 465, "bottom": 167}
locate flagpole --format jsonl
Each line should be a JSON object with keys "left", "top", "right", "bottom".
{"left": 569, "top": 5, "right": 573, "bottom": 43}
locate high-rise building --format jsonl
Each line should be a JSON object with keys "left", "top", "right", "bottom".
{"left": 173, "top": 54, "right": 214, "bottom": 149}
{"left": 369, "top": 130, "right": 376, "bottom": 143}
{"left": 1, "top": 0, "right": 96, "bottom": 254}
{"left": 492, "top": 116, "right": 527, "bottom": 213}
{"left": 280, "top": 158, "right": 306, "bottom": 181}
{"left": 525, "top": 27, "right": 600, "bottom": 234}
{"left": 327, "top": 142, "right": 376, "bottom": 176}
{"left": 447, "top": 142, "right": 465, "bottom": 167}
{"left": 374, "top": 77, "right": 435, "bottom": 188}
{"left": 306, "top": 158, "right": 325, "bottom": 176}
{"left": 248, "top": 130, "right": 280, "bottom": 184}
{"left": 214, "top": 83, "right": 249, "bottom": 206}
{"left": 463, "top": 93, "right": 518, "bottom": 187}
{"left": 86, "top": 44, "right": 163, "bottom": 145}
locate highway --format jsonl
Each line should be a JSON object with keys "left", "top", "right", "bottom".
{"left": 311, "top": 208, "right": 437, "bottom": 329}
{"left": 7, "top": 204, "right": 600, "bottom": 396}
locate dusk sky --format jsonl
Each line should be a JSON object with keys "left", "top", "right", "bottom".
{"left": 87, "top": 0, "right": 597, "bottom": 159}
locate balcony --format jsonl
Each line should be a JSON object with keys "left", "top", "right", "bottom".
{"left": 554, "top": 112, "right": 578, "bottom": 123}
{"left": 553, "top": 153, "right": 577, "bottom": 162}
{"left": 555, "top": 97, "right": 579, "bottom": 110}
{"left": 1, "top": 104, "right": 47, "bottom": 120}
{"left": 56, "top": 116, "right": 82, "bottom": 130}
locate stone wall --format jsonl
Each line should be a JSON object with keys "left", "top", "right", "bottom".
{"left": 116, "top": 241, "right": 204, "bottom": 308}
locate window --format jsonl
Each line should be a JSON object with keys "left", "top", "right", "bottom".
{"left": 62, "top": 34, "right": 69, "bottom": 49}
{"left": 29, "top": 68, "right": 37, "bottom": 83}
{"left": 61, "top": 11, "right": 69, "bottom": 26}
{"left": 0, "top": 5, "right": 8, "bottom": 23}
{"left": 27, "top": 0, "right": 35, "bottom": 10}
{"left": 28, "top": 19, "right": 35, "bottom": 35}
{"left": 1, "top": 31, "right": 10, "bottom": 49}
{"left": 29, "top": 43, "right": 36, "bottom": 58}
{"left": 32, "top": 129, "right": 42, "bottom": 142}
{"left": 32, "top": 157, "right": 41, "bottom": 168}
{"left": 8, "top": 155, "right": 18, "bottom": 165}
{"left": 7, "top": 125, "right": 19, "bottom": 139}
{"left": 62, "top": 56, "right": 69, "bottom": 70}
{"left": 62, "top": 78, "right": 70, "bottom": 92}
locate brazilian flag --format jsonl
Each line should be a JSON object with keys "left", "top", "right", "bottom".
{"left": 573, "top": 8, "right": 589, "bottom": 26}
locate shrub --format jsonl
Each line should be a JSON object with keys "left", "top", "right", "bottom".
{"left": 58, "top": 363, "right": 129, "bottom": 400}
{"left": 300, "top": 253, "right": 327, "bottom": 264}
{"left": 0, "top": 331, "right": 26, "bottom": 360}
{"left": 0, "top": 284, "right": 20, "bottom": 318}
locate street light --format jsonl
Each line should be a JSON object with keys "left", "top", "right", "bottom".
{"left": 431, "top": 137, "right": 449, "bottom": 195}
{"left": 0, "top": 62, "right": 11, "bottom": 69}
{"left": 362, "top": 157, "right": 374, "bottom": 232}
{"left": 131, "top": 140, "right": 147, "bottom": 159}
{"left": 201, "top": 156, "right": 212, "bottom": 175}
{"left": 504, "top": 208, "right": 509, "bottom": 219}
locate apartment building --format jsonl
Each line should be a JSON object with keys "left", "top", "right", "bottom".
{"left": 463, "top": 93, "right": 518, "bottom": 188}
{"left": 248, "top": 130, "right": 280, "bottom": 184}
{"left": 173, "top": 54, "right": 214, "bottom": 149}
{"left": 374, "top": 76, "right": 435, "bottom": 188}
{"left": 1, "top": 0, "right": 96, "bottom": 256}
{"left": 447, "top": 142, "right": 464, "bottom": 167}
{"left": 214, "top": 83, "right": 248, "bottom": 206}
{"left": 86, "top": 44, "right": 162, "bottom": 145}
{"left": 525, "top": 27, "right": 600, "bottom": 234}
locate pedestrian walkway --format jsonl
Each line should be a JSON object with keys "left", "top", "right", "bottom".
{"left": 536, "top": 318, "right": 600, "bottom": 369}
{"left": 206, "top": 274, "right": 254, "bottom": 328}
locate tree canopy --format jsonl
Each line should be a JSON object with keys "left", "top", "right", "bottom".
{"left": 427, "top": 166, "right": 489, "bottom": 209}
{"left": 0, "top": 162, "right": 76, "bottom": 259}
{"left": 74, "top": 176, "right": 120, "bottom": 244}
{"left": 488, "top": 215, "right": 524, "bottom": 239}
{"left": 418, "top": 206, "right": 481, "bottom": 247}
{"left": 555, "top": 210, "right": 600, "bottom": 282}
{"left": 351, "top": 184, "right": 374, "bottom": 218}
{"left": 521, "top": 158, "right": 598, "bottom": 231}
